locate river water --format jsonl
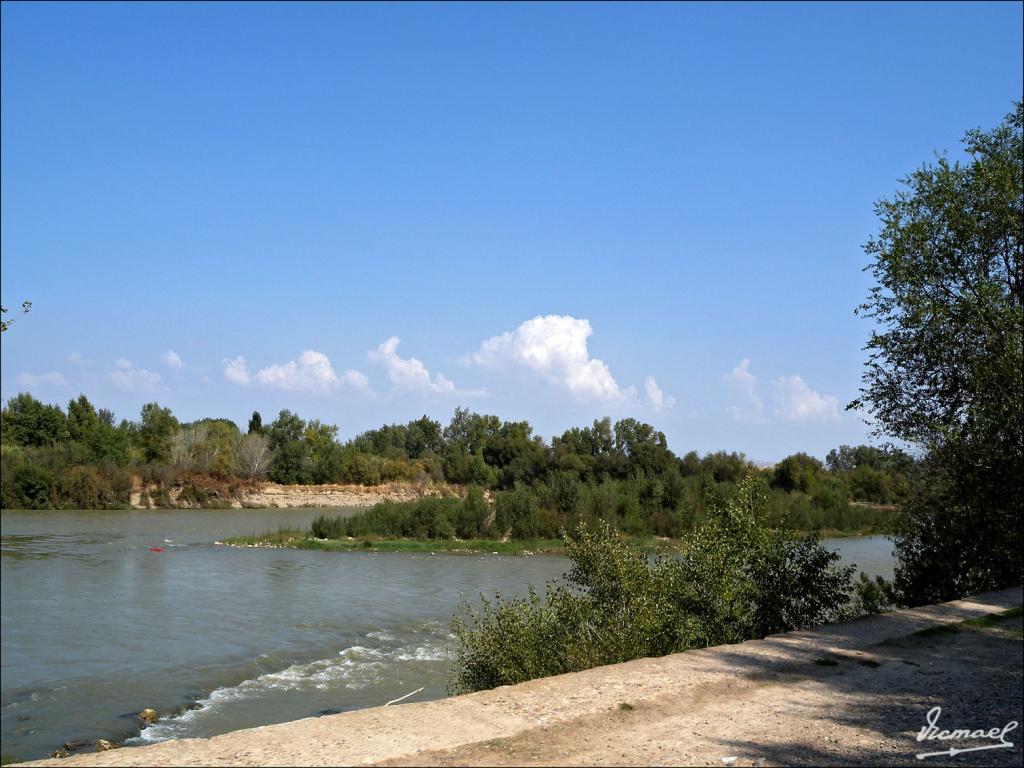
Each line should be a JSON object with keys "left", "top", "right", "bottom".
{"left": 0, "top": 508, "right": 896, "bottom": 761}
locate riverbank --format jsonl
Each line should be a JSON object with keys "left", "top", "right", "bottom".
{"left": 217, "top": 530, "right": 566, "bottom": 555}
{"left": 17, "top": 586, "right": 1021, "bottom": 767}
{"left": 130, "top": 480, "right": 459, "bottom": 510}
{"left": 216, "top": 529, "right": 885, "bottom": 556}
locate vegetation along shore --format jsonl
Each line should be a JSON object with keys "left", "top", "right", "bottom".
{"left": 2, "top": 396, "right": 906, "bottom": 538}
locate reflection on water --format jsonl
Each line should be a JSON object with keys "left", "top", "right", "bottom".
{"left": 0, "top": 508, "right": 895, "bottom": 761}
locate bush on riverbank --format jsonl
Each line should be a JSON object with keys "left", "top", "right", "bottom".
{"left": 312, "top": 487, "right": 492, "bottom": 539}
{"left": 0, "top": 444, "right": 132, "bottom": 510}
{"left": 308, "top": 471, "right": 896, "bottom": 545}
{"left": 448, "top": 478, "right": 856, "bottom": 694}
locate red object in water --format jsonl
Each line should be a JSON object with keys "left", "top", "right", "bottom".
{"left": 148, "top": 547, "right": 164, "bottom": 553}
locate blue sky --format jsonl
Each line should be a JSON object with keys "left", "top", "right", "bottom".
{"left": 2, "top": 2, "right": 1021, "bottom": 461}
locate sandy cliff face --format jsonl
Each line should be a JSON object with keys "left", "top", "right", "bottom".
{"left": 129, "top": 480, "right": 459, "bottom": 509}
{"left": 234, "top": 482, "right": 455, "bottom": 508}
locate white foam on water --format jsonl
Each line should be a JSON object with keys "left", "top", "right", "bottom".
{"left": 130, "top": 638, "right": 451, "bottom": 744}
{"left": 394, "top": 645, "right": 452, "bottom": 662}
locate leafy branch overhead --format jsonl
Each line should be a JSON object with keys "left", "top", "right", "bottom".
{"left": 0, "top": 300, "right": 32, "bottom": 332}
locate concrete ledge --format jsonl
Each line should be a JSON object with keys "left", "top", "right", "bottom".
{"left": 18, "top": 586, "right": 1023, "bottom": 767}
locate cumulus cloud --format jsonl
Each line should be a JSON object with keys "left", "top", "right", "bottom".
{"left": 772, "top": 375, "right": 840, "bottom": 423}
{"left": 222, "top": 351, "right": 371, "bottom": 395}
{"left": 107, "top": 360, "right": 163, "bottom": 391}
{"left": 645, "top": 377, "right": 676, "bottom": 412}
{"left": 222, "top": 356, "right": 251, "bottom": 385}
{"left": 66, "top": 351, "right": 90, "bottom": 366}
{"left": 724, "top": 359, "right": 840, "bottom": 424}
{"left": 724, "top": 358, "right": 766, "bottom": 423}
{"left": 162, "top": 350, "right": 184, "bottom": 369}
{"left": 470, "top": 315, "right": 626, "bottom": 403}
{"left": 370, "top": 337, "right": 456, "bottom": 395}
{"left": 341, "top": 369, "right": 372, "bottom": 393}
{"left": 16, "top": 371, "right": 69, "bottom": 388}
{"left": 255, "top": 350, "right": 340, "bottom": 393}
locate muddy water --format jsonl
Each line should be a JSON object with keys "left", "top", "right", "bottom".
{"left": 0, "top": 508, "right": 894, "bottom": 761}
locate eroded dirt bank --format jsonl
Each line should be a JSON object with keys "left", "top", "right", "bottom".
{"left": 19, "top": 587, "right": 1022, "bottom": 768}
{"left": 129, "top": 480, "right": 459, "bottom": 509}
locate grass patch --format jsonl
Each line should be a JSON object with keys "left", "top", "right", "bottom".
{"left": 220, "top": 527, "right": 305, "bottom": 547}
{"left": 297, "top": 537, "right": 566, "bottom": 554}
{"left": 913, "top": 607, "right": 1023, "bottom": 638}
{"left": 219, "top": 526, "right": 878, "bottom": 557}
{"left": 964, "top": 606, "right": 1022, "bottom": 627}
{"left": 221, "top": 531, "right": 566, "bottom": 555}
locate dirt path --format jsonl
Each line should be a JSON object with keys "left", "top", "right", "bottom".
{"left": 389, "top": 607, "right": 1022, "bottom": 767}
{"left": 18, "top": 587, "right": 1022, "bottom": 768}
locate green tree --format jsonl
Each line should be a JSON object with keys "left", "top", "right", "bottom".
{"left": 66, "top": 395, "right": 101, "bottom": 444}
{"left": 404, "top": 415, "right": 444, "bottom": 458}
{"left": 65, "top": 394, "right": 129, "bottom": 464}
{"left": 267, "top": 410, "right": 310, "bottom": 483}
{"left": 247, "top": 411, "right": 263, "bottom": 435}
{"left": 267, "top": 409, "right": 305, "bottom": 449}
{"left": 612, "top": 418, "right": 667, "bottom": 456}
{"left": 135, "top": 403, "right": 179, "bottom": 464}
{"left": 772, "top": 453, "right": 823, "bottom": 494}
{"left": 305, "top": 419, "right": 341, "bottom": 483}
{"left": 1, "top": 393, "right": 70, "bottom": 447}
{"left": 852, "top": 102, "right": 1023, "bottom": 605}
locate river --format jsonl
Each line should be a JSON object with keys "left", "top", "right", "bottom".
{"left": 0, "top": 508, "right": 896, "bottom": 761}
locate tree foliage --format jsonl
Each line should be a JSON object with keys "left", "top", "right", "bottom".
{"left": 2, "top": 392, "right": 908, "bottom": 533}
{"left": 852, "top": 102, "right": 1023, "bottom": 604}
{"left": 0, "top": 300, "right": 31, "bottom": 332}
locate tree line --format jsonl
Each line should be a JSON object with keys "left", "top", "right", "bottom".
{"left": 1, "top": 392, "right": 910, "bottom": 536}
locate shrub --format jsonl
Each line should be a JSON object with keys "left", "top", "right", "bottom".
{"left": 494, "top": 485, "right": 540, "bottom": 539}
{"left": 311, "top": 514, "right": 347, "bottom": 539}
{"left": 847, "top": 572, "right": 899, "bottom": 617}
{"left": 449, "top": 477, "right": 855, "bottom": 694}
{"left": 11, "top": 463, "right": 54, "bottom": 509}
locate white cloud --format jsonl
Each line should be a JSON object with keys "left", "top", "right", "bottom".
{"left": 223, "top": 351, "right": 372, "bottom": 395}
{"left": 341, "top": 369, "right": 372, "bottom": 393}
{"left": 66, "top": 351, "right": 89, "bottom": 366}
{"left": 645, "top": 376, "right": 676, "bottom": 412}
{"left": 162, "top": 350, "right": 184, "bottom": 369}
{"left": 370, "top": 337, "right": 456, "bottom": 394}
{"left": 16, "top": 371, "right": 69, "bottom": 388}
{"left": 724, "top": 358, "right": 766, "bottom": 423}
{"left": 222, "top": 356, "right": 251, "bottom": 385}
{"left": 772, "top": 375, "right": 840, "bottom": 423}
{"left": 255, "top": 350, "right": 340, "bottom": 394}
{"left": 470, "top": 315, "right": 625, "bottom": 403}
{"left": 107, "top": 361, "right": 163, "bottom": 392}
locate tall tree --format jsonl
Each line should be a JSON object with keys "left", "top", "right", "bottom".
{"left": 852, "top": 102, "right": 1023, "bottom": 604}
{"left": 247, "top": 411, "right": 263, "bottom": 435}
{"left": 135, "top": 403, "right": 180, "bottom": 464}
{"left": 235, "top": 432, "right": 272, "bottom": 480}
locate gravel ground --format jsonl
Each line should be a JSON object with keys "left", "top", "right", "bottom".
{"left": 16, "top": 587, "right": 1022, "bottom": 768}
